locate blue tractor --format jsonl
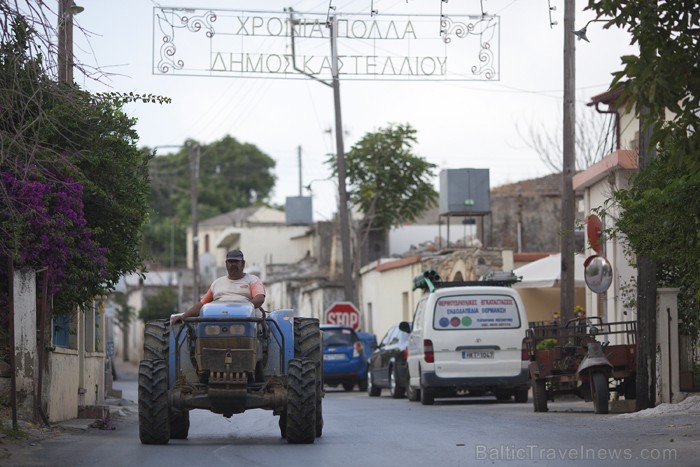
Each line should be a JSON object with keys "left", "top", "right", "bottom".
{"left": 138, "top": 303, "right": 323, "bottom": 444}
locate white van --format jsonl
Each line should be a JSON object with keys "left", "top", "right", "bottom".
{"left": 401, "top": 278, "right": 530, "bottom": 405}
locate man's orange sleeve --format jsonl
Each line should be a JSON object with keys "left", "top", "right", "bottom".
{"left": 250, "top": 279, "right": 265, "bottom": 298}
{"left": 200, "top": 289, "right": 213, "bottom": 304}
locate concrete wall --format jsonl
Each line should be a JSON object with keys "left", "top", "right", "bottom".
{"left": 45, "top": 348, "right": 79, "bottom": 422}
{"left": 13, "top": 270, "right": 37, "bottom": 420}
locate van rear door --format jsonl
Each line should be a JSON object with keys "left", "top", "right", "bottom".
{"left": 429, "top": 291, "right": 526, "bottom": 379}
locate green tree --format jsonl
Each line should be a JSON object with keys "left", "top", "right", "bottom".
{"left": 0, "top": 17, "right": 161, "bottom": 315}
{"left": 139, "top": 288, "right": 178, "bottom": 322}
{"left": 144, "top": 136, "right": 277, "bottom": 267}
{"left": 328, "top": 123, "right": 438, "bottom": 267}
{"left": 587, "top": 0, "right": 699, "bottom": 172}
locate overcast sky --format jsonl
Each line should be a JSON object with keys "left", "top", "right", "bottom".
{"left": 70, "top": 0, "right": 637, "bottom": 222}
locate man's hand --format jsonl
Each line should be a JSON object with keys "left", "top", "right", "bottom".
{"left": 170, "top": 312, "right": 185, "bottom": 325}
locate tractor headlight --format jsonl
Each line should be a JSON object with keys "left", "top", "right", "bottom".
{"left": 204, "top": 325, "right": 221, "bottom": 336}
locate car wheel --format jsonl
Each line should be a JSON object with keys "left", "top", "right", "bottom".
{"left": 358, "top": 378, "right": 368, "bottom": 392}
{"left": 406, "top": 370, "right": 420, "bottom": 402}
{"left": 389, "top": 366, "right": 406, "bottom": 399}
{"left": 368, "top": 372, "right": 381, "bottom": 397}
{"left": 342, "top": 383, "right": 354, "bottom": 392}
{"left": 420, "top": 386, "right": 434, "bottom": 405}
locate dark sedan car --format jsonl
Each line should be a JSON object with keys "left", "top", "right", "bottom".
{"left": 321, "top": 325, "right": 368, "bottom": 391}
{"left": 367, "top": 323, "right": 410, "bottom": 398}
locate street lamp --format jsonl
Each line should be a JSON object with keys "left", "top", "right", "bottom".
{"left": 573, "top": 18, "right": 607, "bottom": 43}
{"left": 57, "top": 0, "right": 84, "bottom": 83}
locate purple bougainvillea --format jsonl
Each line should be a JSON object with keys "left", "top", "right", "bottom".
{"left": 1, "top": 166, "right": 107, "bottom": 295}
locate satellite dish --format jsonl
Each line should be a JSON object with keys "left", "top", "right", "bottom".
{"left": 584, "top": 255, "right": 613, "bottom": 294}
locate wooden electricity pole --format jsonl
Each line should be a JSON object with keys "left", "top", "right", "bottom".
{"left": 560, "top": 0, "right": 576, "bottom": 323}
{"left": 190, "top": 143, "right": 200, "bottom": 304}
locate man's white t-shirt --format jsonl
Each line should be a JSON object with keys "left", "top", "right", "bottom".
{"left": 201, "top": 273, "right": 266, "bottom": 305}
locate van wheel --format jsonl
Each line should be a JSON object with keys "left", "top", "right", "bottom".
{"left": 514, "top": 387, "right": 529, "bottom": 403}
{"left": 420, "top": 386, "right": 434, "bottom": 405}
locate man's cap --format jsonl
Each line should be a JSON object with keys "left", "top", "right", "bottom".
{"left": 226, "top": 249, "right": 244, "bottom": 261}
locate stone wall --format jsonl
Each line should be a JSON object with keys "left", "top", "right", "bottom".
{"left": 485, "top": 173, "right": 584, "bottom": 252}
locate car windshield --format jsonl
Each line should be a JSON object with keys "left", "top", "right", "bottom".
{"left": 322, "top": 328, "right": 356, "bottom": 346}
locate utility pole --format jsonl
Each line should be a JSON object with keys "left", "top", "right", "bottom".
{"left": 636, "top": 107, "right": 657, "bottom": 410}
{"left": 560, "top": 0, "right": 576, "bottom": 323}
{"left": 286, "top": 9, "right": 354, "bottom": 303}
{"left": 329, "top": 15, "right": 355, "bottom": 304}
{"left": 57, "top": 0, "right": 83, "bottom": 83}
{"left": 298, "top": 145, "right": 303, "bottom": 196}
{"left": 190, "top": 143, "right": 200, "bottom": 304}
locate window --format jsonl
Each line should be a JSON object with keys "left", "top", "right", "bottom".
{"left": 53, "top": 312, "right": 72, "bottom": 348}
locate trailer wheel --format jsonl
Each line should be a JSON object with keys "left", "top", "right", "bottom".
{"left": 138, "top": 359, "right": 170, "bottom": 444}
{"left": 591, "top": 371, "right": 610, "bottom": 414}
{"left": 144, "top": 320, "right": 169, "bottom": 361}
{"left": 532, "top": 379, "right": 548, "bottom": 412}
{"left": 286, "top": 358, "right": 317, "bottom": 444}
{"left": 294, "top": 318, "right": 323, "bottom": 437}
{"left": 169, "top": 410, "right": 190, "bottom": 439}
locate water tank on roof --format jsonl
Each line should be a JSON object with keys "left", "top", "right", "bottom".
{"left": 285, "top": 196, "right": 313, "bottom": 224}
{"left": 439, "top": 168, "right": 490, "bottom": 215}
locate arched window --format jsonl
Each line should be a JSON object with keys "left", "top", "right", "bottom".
{"left": 453, "top": 271, "right": 464, "bottom": 281}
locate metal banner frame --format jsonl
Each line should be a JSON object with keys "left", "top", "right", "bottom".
{"left": 152, "top": 7, "right": 500, "bottom": 81}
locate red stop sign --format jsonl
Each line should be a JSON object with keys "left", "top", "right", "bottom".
{"left": 324, "top": 302, "right": 361, "bottom": 330}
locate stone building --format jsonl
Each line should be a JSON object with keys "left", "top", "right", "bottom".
{"left": 484, "top": 173, "right": 584, "bottom": 253}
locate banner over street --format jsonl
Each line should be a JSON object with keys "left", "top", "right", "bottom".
{"left": 152, "top": 8, "right": 500, "bottom": 81}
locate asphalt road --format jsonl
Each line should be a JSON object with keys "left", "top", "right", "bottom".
{"left": 2, "top": 361, "right": 698, "bottom": 467}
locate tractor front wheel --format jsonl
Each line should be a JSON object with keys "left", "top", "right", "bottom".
{"left": 138, "top": 359, "right": 170, "bottom": 444}
{"left": 285, "top": 358, "right": 317, "bottom": 444}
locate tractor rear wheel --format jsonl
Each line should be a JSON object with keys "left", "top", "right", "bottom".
{"left": 144, "top": 320, "right": 169, "bottom": 361}
{"left": 169, "top": 410, "right": 190, "bottom": 439}
{"left": 293, "top": 318, "right": 323, "bottom": 437}
{"left": 138, "top": 359, "right": 170, "bottom": 444}
{"left": 286, "top": 358, "right": 317, "bottom": 444}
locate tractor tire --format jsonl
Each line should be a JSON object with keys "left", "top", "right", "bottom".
{"left": 138, "top": 359, "right": 170, "bottom": 444}
{"left": 389, "top": 366, "right": 405, "bottom": 399}
{"left": 144, "top": 320, "right": 169, "bottom": 361}
{"left": 278, "top": 411, "right": 287, "bottom": 438}
{"left": 293, "top": 318, "right": 323, "bottom": 437}
{"left": 285, "top": 358, "right": 317, "bottom": 444}
{"left": 591, "top": 371, "right": 610, "bottom": 414}
{"left": 169, "top": 410, "right": 190, "bottom": 439}
{"left": 367, "top": 371, "right": 381, "bottom": 397}
{"left": 532, "top": 379, "right": 548, "bottom": 412}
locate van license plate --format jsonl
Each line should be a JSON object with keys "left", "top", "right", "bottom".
{"left": 462, "top": 351, "right": 494, "bottom": 359}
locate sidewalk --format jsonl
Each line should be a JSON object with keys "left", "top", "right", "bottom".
{"left": 54, "top": 359, "right": 139, "bottom": 432}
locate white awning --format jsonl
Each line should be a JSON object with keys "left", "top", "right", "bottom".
{"left": 513, "top": 253, "right": 586, "bottom": 288}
